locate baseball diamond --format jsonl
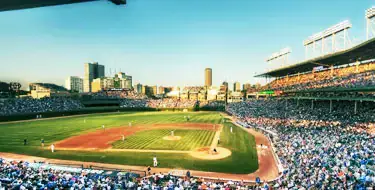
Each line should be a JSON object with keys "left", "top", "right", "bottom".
{"left": 0, "top": 112, "right": 268, "bottom": 175}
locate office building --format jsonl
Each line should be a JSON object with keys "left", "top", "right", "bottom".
{"left": 90, "top": 73, "right": 133, "bottom": 93}
{"left": 144, "top": 85, "right": 157, "bottom": 97}
{"left": 205, "top": 68, "right": 212, "bottom": 87}
{"left": 222, "top": 81, "right": 228, "bottom": 91}
{"left": 117, "top": 72, "right": 132, "bottom": 89}
{"left": 136, "top": 83, "right": 143, "bottom": 94}
{"left": 233, "top": 82, "right": 241, "bottom": 92}
{"left": 84, "top": 62, "right": 105, "bottom": 92}
{"left": 65, "top": 76, "right": 83, "bottom": 93}
{"left": 243, "top": 83, "right": 251, "bottom": 91}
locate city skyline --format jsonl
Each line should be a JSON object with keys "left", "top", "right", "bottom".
{"left": 0, "top": 0, "right": 373, "bottom": 89}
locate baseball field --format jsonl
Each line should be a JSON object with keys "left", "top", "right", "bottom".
{"left": 0, "top": 112, "right": 258, "bottom": 174}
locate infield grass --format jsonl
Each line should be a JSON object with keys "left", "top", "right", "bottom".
{"left": 112, "top": 129, "right": 215, "bottom": 150}
{"left": 0, "top": 112, "right": 258, "bottom": 174}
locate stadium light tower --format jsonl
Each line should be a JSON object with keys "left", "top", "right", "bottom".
{"left": 366, "top": 7, "right": 375, "bottom": 40}
{"left": 304, "top": 20, "right": 352, "bottom": 59}
{"left": 266, "top": 47, "right": 292, "bottom": 71}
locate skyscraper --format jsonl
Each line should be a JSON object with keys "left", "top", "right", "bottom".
{"left": 222, "top": 81, "right": 229, "bottom": 90}
{"left": 136, "top": 83, "right": 143, "bottom": 94}
{"left": 205, "top": 68, "right": 212, "bottom": 87}
{"left": 84, "top": 62, "right": 105, "bottom": 92}
{"left": 233, "top": 81, "right": 241, "bottom": 92}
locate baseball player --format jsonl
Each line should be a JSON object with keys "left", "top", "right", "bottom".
{"left": 102, "top": 125, "right": 105, "bottom": 131}
{"left": 50, "top": 144, "right": 55, "bottom": 153}
{"left": 129, "top": 122, "right": 132, "bottom": 127}
{"left": 217, "top": 137, "right": 220, "bottom": 144}
{"left": 230, "top": 126, "right": 233, "bottom": 133}
{"left": 122, "top": 135, "right": 125, "bottom": 141}
{"left": 41, "top": 138, "right": 45, "bottom": 147}
{"left": 153, "top": 156, "right": 158, "bottom": 167}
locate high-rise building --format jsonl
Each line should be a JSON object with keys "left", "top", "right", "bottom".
{"left": 84, "top": 62, "right": 105, "bottom": 92}
{"left": 136, "top": 83, "right": 143, "bottom": 94}
{"left": 222, "top": 81, "right": 228, "bottom": 90}
{"left": 205, "top": 68, "right": 212, "bottom": 87}
{"left": 91, "top": 73, "right": 133, "bottom": 92}
{"left": 65, "top": 76, "right": 83, "bottom": 93}
{"left": 117, "top": 72, "right": 132, "bottom": 89}
{"left": 233, "top": 82, "right": 241, "bottom": 92}
{"left": 144, "top": 85, "right": 157, "bottom": 97}
{"left": 152, "top": 86, "right": 157, "bottom": 96}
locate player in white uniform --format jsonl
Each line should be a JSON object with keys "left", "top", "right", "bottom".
{"left": 153, "top": 156, "right": 158, "bottom": 167}
{"left": 50, "top": 144, "right": 55, "bottom": 153}
{"left": 230, "top": 126, "right": 233, "bottom": 133}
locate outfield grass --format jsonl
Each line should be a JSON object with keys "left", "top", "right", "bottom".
{"left": 112, "top": 129, "right": 215, "bottom": 151}
{"left": 0, "top": 112, "right": 258, "bottom": 174}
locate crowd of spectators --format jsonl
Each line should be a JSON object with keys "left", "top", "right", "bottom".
{"left": 85, "top": 91, "right": 147, "bottom": 100}
{"left": 119, "top": 99, "right": 149, "bottom": 109}
{"left": 0, "top": 97, "right": 201, "bottom": 116}
{"left": 119, "top": 98, "right": 198, "bottom": 109}
{"left": 199, "top": 101, "right": 226, "bottom": 111}
{"left": 0, "top": 158, "right": 254, "bottom": 189}
{"left": 265, "top": 61, "right": 375, "bottom": 91}
{"left": 147, "top": 99, "right": 197, "bottom": 109}
{"left": 228, "top": 99, "right": 375, "bottom": 189}
{"left": 0, "top": 97, "right": 83, "bottom": 116}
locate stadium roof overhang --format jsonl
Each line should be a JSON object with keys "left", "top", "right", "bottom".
{"left": 0, "top": 0, "right": 125, "bottom": 12}
{"left": 255, "top": 38, "right": 375, "bottom": 78}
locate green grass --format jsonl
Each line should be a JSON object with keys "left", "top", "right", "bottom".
{"left": 112, "top": 129, "right": 215, "bottom": 151}
{"left": 0, "top": 112, "right": 258, "bottom": 174}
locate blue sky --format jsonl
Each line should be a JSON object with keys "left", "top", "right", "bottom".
{"left": 0, "top": 0, "right": 373, "bottom": 89}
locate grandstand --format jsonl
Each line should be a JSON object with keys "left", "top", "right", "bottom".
{"left": 254, "top": 10, "right": 375, "bottom": 114}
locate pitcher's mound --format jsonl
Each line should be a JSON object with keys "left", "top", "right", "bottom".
{"left": 163, "top": 136, "right": 181, "bottom": 141}
{"left": 190, "top": 147, "right": 231, "bottom": 160}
